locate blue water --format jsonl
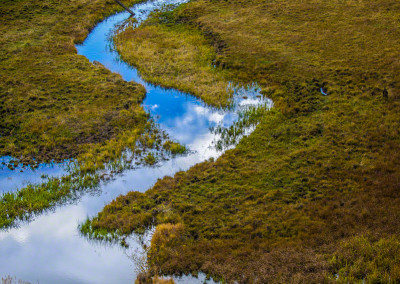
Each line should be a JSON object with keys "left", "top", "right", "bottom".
{"left": 0, "top": 156, "right": 72, "bottom": 192}
{"left": 0, "top": 0, "right": 271, "bottom": 283}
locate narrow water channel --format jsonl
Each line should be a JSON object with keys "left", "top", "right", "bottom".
{"left": 0, "top": 0, "right": 271, "bottom": 282}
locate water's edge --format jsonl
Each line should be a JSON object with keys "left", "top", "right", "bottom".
{"left": 0, "top": 0, "right": 271, "bottom": 283}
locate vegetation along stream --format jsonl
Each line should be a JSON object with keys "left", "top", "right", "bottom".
{"left": 0, "top": 0, "right": 271, "bottom": 282}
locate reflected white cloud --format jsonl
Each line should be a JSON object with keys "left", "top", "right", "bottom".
{"left": 239, "top": 98, "right": 259, "bottom": 106}
{"left": 0, "top": 157, "right": 71, "bottom": 193}
{"left": 0, "top": 0, "right": 272, "bottom": 282}
{"left": 193, "top": 105, "right": 226, "bottom": 124}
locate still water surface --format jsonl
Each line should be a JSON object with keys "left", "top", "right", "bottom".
{"left": 0, "top": 0, "right": 271, "bottom": 282}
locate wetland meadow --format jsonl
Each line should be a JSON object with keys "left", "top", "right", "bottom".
{"left": 1, "top": 0, "right": 400, "bottom": 283}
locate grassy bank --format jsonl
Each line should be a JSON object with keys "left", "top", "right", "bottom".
{"left": 84, "top": 0, "right": 400, "bottom": 282}
{"left": 0, "top": 0, "right": 148, "bottom": 226}
{"left": 0, "top": 0, "right": 192, "bottom": 227}
{"left": 0, "top": 0, "right": 148, "bottom": 166}
{"left": 0, "top": 117, "right": 188, "bottom": 228}
{"left": 114, "top": 8, "right": 232, "bottom": 106}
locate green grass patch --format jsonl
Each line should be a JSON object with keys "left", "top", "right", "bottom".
{"left": 162, "top": 140, "right": 187, "bottom": 155}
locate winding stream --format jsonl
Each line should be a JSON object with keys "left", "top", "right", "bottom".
{"left": 0, "top": 0, "right": 271, "bottom": 282}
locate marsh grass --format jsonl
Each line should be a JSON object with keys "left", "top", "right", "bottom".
{"left": 84, "top": 0, "right": 400, "bottom": 282}
{"left": 1, "top": 276, "right": 31, "bottom": 284}
{"left": 162, "top": 141, "right": 187, "bottom": 155}
{"left": 212, "top": 104, "right": 271, "bottom": 151}
{"left": 331, "top": 236, "right": 400, "bottom": 283}
{"left": 0, "top": 119, "right": 187, "bottom": 228}
{"left": 114, "top": 9, "right": 233, "bottom": 106}
{"left": 0, "top": 0, "right": 149, "bottom": 167}
{"left": 0, "top": 0, "right": 197, "bottom": 227}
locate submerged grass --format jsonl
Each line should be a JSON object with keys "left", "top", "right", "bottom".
{"left": 212, "top": 104, "right": 270, "bottom": 151}
{"left": 84, "top": 0, "right": 400, "bottom": 282}
{"left": 0, "top": 119, "right": 186, "bottom": 228}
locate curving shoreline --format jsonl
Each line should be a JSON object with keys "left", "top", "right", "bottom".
{"left": 0, "top": 0, "right": 270, "bottom": 282}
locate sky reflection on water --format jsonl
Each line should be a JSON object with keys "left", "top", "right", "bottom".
{"left": 0, "top": 0, "right": 270, "bottom": 282}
